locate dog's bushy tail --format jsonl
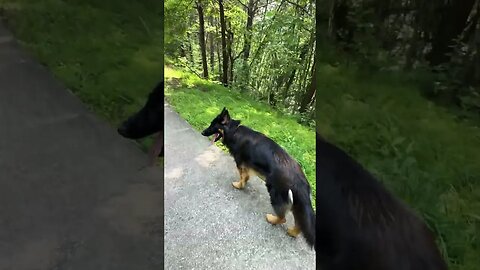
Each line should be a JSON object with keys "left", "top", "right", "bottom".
{"left": 291, "top": 186, "right": 316, "bottom": 250}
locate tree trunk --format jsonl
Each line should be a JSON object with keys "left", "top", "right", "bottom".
{"left": 269, "top": 91, "right": 276, "bottom": 106}
{"left": 186, "top": 33, "right": 194, "bottom": 64}
{"left": 459, "top": 0, "right": 480, "bottom": 44}
{"left": 299, "top": 58, "right": 316, "bottom": 114}
{"left": 243, "top": 0, "right": 256, "bottom": 61}
{"left": 217, "top": 44, "right": 222, "bottom": 81}
{"left": 473, "top": 20, "right": 480, "bottom": 86}
{"left": 219, "top": 0, "right": 229, "bottom": 86}
{"left": 463, "top": 1, "right": 480, "bottom": 86}
{"left": 283, "top": 70, "right": 296, "bottom": 100}
{"left": 284, "top": 30, "right": 314, "bottom": 100}
{"left": 214, "top": 17, "right": 222, "bottom": 81}
{"left": 427, "top": 0, "right": 476, "bottom": 66}
{"left": 227, "top": 27, "right": 234, "bottom": 84}
{"left": 196, "top": 1, "right": 208, "bottom": 78}
{"left": 405, "top": 30, "right": 420, "bottom": 70}
{"left": 179, "top": 44, "right": 187, "bottom": 58}
{"left": 328, "top": 0, "right": 354, "bottom": 45}
{"left": 473, "top": 4, "right": 480, "bottom": 86}
{"left": 240, "top": 0, "right": 256, "bottom": 89}
{"left": 209, "top": 17, "right": 215, "bottom": 75}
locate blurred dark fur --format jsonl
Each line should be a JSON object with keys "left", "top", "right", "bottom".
{"left": 316, "top": 133, "right": 448, "bottom": 270}
{"left": 118, "top": 81, "right": 164, "bottom": 163}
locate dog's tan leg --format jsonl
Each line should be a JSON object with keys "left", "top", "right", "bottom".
{"left": 266, "top": 214, "right": 286, "bottom": 225}
{"left": 287, "top": 225, "right": 301, "bottom": 238}
{"left": 232, "top": 167, "right": 250, "bottom": 189}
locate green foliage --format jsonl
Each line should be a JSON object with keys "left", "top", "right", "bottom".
{"left": 317, "top": 62, "right": 480, "bottom": 270}
{"left": 224, "top": 2, "right": 247, "bottom": 34}
{"left": 324, "top": 0, "right": 480, "bottom": 115}
{"left": 165, "top": 65, "right": 316, "bottom": 207}
{"left": 0, "top": 0, "right": 163, "bottom": 151}
{"left": 244, "top": 3, "right": 315, "bottom": 111}
{"left": 430, "top": 41, "right": 480, "bottom": 113}
{"left": 165, "top": 0, "right": 316, "bottom": 117}
{"left": 165, "top": 0, "right": 193, "bottom": 55}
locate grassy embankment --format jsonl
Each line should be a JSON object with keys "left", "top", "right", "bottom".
{"left": 0, "top": 0, "right": 163, "bottom": 152}
{"left": 317, "top": 62, "right": 480, "bottom": 270}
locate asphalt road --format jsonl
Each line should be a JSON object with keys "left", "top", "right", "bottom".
{"left": 0, "top": 21, "right": 163, "bottom": 270}
{"left": 164, "top": 103, "right": 316, "bottom": 270}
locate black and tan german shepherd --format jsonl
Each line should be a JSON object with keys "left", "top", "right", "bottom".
{"left": 118, "top": 81, "right": 164, "bottom": 165}
{"left": 316, "top": 132, "right": 448, "bottom": 270}
{"left": 201, "top": 108, "right": 315, "bottom": 249}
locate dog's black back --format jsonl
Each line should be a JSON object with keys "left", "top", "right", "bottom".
{"left": 225, "top": 126, "right": 299, "bottom": 179}
{"left": 316, "top": 133, "right": 448, "bottom": 270}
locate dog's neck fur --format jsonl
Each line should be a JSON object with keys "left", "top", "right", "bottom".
{"left": 222, "top": 119, "right": 241, "bottom": 144}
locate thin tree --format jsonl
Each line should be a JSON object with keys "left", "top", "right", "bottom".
{"left": 242, "top": 0, "right": 256, "bottom": 61}
{"left": 299, "top": 57, "right": 316, "bottom": 114}
{"left": 426, "top": 0, "right": 476, "bottom": 65}
{"left": 227, "top": 26, "right": 234, "bottom": 84}
{"left": 219, "top": 0, "right": 229, "bottom": 86}
{"left": 196, "top": 0, "right": 209, "bottom": 78}
{"left": 209, "top": 16, "right": 215, "bottom": 75}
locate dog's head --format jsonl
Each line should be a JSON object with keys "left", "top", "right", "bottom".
{"left": 201, "top": 107, "right": 231, "bottom": 143}
{"left": 118, "top": 81, "right": 164, "bottom": 139}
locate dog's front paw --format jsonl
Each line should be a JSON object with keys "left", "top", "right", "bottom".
{"left": 266, "top": 214, "right": 286, "bottom": 225}
{"left": 232, "top": 181, "right": 244, "bottom": 189}
{"left": 287, "top": 226, "right": 301, "bottom": 237}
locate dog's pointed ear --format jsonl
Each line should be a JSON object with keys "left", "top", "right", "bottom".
{"left": 221, "top": 108, "right": 230, "bottom": 124}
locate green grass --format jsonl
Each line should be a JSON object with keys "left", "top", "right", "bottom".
{"left": 0, "top": 0, "right": 163, "bottom": 151}
{"left": 317, "top": 63, "right": 480, "bottom": 270}
{"left": 165, "top": 65, "right": 316, "bottom": 206}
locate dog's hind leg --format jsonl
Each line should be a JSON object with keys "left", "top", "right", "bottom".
{"left": 266, "top": 203, "right": 288, "bottom": 225}
{"left": 232, "top": 167, "right": 250, "bottom": 189}
{"left": 287, "top": 221, "right": 301, "bottom": 238}
{"left": 266, "top": 184, "right": 290, "bottom": 225}
{"left": 266, "top": 209, "right": 287, "bottom": 225}
{"left": 287, "top": 189, "right": 302, "bottom": 237}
